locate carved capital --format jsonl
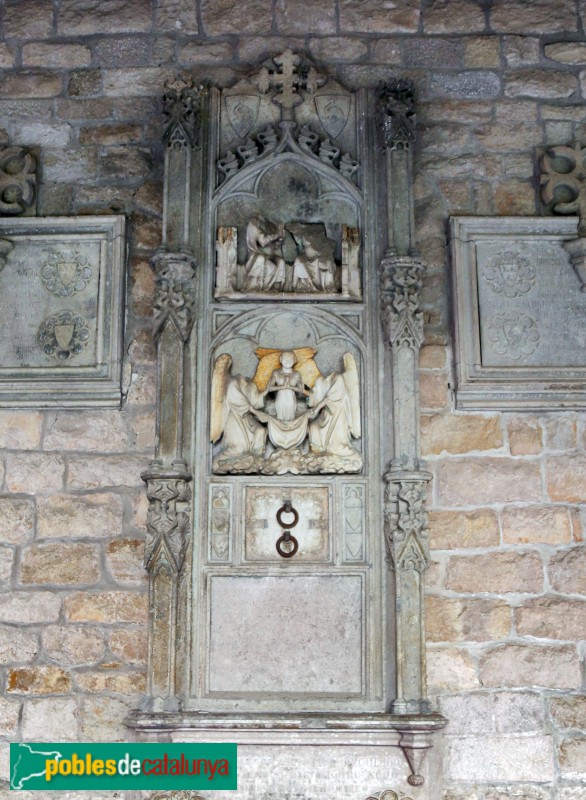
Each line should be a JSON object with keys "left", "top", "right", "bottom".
{"left": 162, "top": 76, "right": 204, "bottom": 149}
{"left": 142, "top": 464, "right": 192, "bottom": 574}
{"left": 399, "top": 732, "right": 433, "bottom": 787}
{"left": 152, "top": 251, "right": 197, "bottom": 341}
{"left": 0, "top": 145, "right": 37, "bottom": 216}
{"left": 378, "top": 81, "right": 416, "bottom": 152}
{"left": 379, "top": 254, "right": 424, "bottom": 349}
{"left": 384, "top": 470, "right": 432, "bottom": 572}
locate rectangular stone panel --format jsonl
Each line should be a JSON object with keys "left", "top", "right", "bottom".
{"left": 451, "top": 215, "right": 586, "bottom": 409}
{"left": 208, "top": 574, "right": 363, "bottom": 695}
{"left": 244, "top": 485, "right": 330, "bottom": 562}
{"left": 0, "top": 216, "right": 125, "bottom": 407}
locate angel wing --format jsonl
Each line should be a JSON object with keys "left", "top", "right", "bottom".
{"left": 342, "top": 352, "right": 361, "bottom": 438}
{"left": 210, "top": 354, "right": 232, "bottom": 443}
{"left": 253, "top": 346, "right": 320, "bottom": 390}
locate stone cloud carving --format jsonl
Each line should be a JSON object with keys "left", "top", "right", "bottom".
{"left": 211, "top": 348, "right": 362, "bottom": 474}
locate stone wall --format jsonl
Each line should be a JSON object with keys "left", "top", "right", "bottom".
{"left": 0, "top": 1, "right": 585, "bottom": 799}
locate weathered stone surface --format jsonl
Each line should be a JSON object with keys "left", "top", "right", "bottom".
{"left": 559, "top": 738, "right": 586, "bottom": 779}
{"left": 547, "top": 455, "right": 586, "bottom": 502}
{"left": 405, "top": 38, "right": 464, "bottom": 68}
{"left": 130, "top": 258, "right": 156, "bottom": 318}
{"left": 0, "top": 590, "right": 62, "bottom": 628}
{"left": 419, "top": 345, "right": 446, "bottom": 368}
{"left": 156, "top": 0, "right": 198, "bottom": 31}
{"left": 308, "top": 37, "right": 368, "bottom": 62}
{"left": 430, "top": 71, "right": 500, "bottom": 99}
{"left": 549, "top": 547, "right": 586, "bottom": 595}
{"left": 464, "top": 37, "right": 501, "bottom": 67}
{"left": 0, "top": 44, "right": 14, "bottom": 69}
{"left": 178, "top": 42, "right": 234, "bottom": 64}
{"left": 64, "top": 591, "right": 147, "bottom": 623}
{"left": 105, "top": 538, "right": 146, "bottom": 585}
{"left": 492, "top": 691, "right": 547, "bottom": 734}
{"left": 5, "top": 453, "right": 64, "bottom": 495}
{"left": 429, "top": 509, "right": 500, "bottom": 550}
{"left": 0, "top": 626, "right": 38, "bottom": 663}
{"left": 20, "top": 543, "right": 100, "bottom": 586}
{"left": 37, "top": 493, "right": 124, "bottom": 539}
{"left": 109, "top": 629, "right": 147, "bottom": 664}
{"left": 80, "top": 696, "right": 132, "bottom": 741}
{"left": 55, "top": 97, "right": 114, "bottom": 120}
{"left": 446, "top": 551, "right": 543, "bottom": 594}
{"left": 103, "top": 68, "right": 175, "bottom": 97}
{"left": 420, "top": 372, "right": 448, "bottom": 409}
{"left": 505, "top": 71, "right": 577, "bottom": 99}
{"left": 58, "top": 0, "right": 153, "bottom": 34}
{"left": 201, "top": 0, "right": 273, "bottom": 35}
{"left": 0, "top": 698, "right": 20, "bottom": 737}
{"left": 93, "top": 36, "right": 151, "bottom": 66}
{"left": 491, "top": 0, "right": 577, "bottom": 32}
{"left": 515, "top": 598, "right": 586, "bottom": 640}
{"left": 507, "top": 418, "right": 542, "bottom": 455}
{"left": 0, "top": 412, "right": 42, "bottom": 449}
{"left": 0, "top": 498, "right": 34, "bottom": 545}
{"left": 422, "top": 413, "right": 502, "bottom": 455}
{"left": 22, "top": 43, "right": 91, "bottom": 68}
{"left": 545, "top": 42, "right": 586, "bottom": 64}
{"left": 426, "top": 597, "right": 510, "bottom": 642}
{"left": 480, "top": 644, "right": 582, "bottom": 689}
{"left": 68, "top": 69, "right": 102, "bottom": 97}
{"left": 16, "top": 121, "right": 71, "bottom": 148}
{"left": 74, "top": 669, "right": 146, "bottom": 694}
{"left": 0, "top": 547, "right": 13, "bottom": 588}
{"left": 437, "top": 459, "right": 542, "bottom": 506}
{"left": 67, "top": 455, "right": 149, "bottom": 490}
{"left": 424, "top": 0, "right": 485, "bottom": 32}
{"left": 494, "top": 180, "right": 536, "bottom": 214}
{"left": 0, "top": 72, "right": 63, "bottom": 99}
{"left": 557, "top": 788, "right": 586, "bottom": 800}
{"left": 502, "top": 506, "right": 572, "bottom": 545}
{"left": 21, "top": 697, "right": 78, "bottom": 741}
{"left": 43, "top": 625, "right": 105, "bottom": 666}
{"left": 427, "top": 647, "right": 479, "bottom": 691}
{"left": 339, "top": 0, "right": 420, "bottom": 33}
{"left": 130, "top": 211, "right": 163, "bottom": 250}
{"left": 44, "top": 411, "right": 128, "bottom": 452}
{"left": 550, "top": 696, "right": 586, "bottom": 730}
{"left": 368, "top": 38, "right": 402, "bottom": 64}
{"left": 7, "top": 665, "right": 71, "bottom": 694}
{"left": 3, "top": 0, "right": 53, "bottom": 38}
{"left": 42, "top": 148, "right": 98, "bottom": 182}
{"left": 447, "top": 735, "right": 554, "bottom": 782}
{"left": 276, "top": 0, "right": 337, "bottom": 33}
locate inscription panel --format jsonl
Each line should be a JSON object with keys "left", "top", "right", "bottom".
{"left": 451, "top": 216, "right": 586, "bottom": 409}
{"left": 0, "top": 216, "right": 125, "bottom": 407}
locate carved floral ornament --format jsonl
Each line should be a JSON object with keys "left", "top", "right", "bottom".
{"left": 378, "top": 80, "right": 416, "bottom": 152}
{"left": 0, "top": 145, "right": 37, "bottom": 216}
{"left": 379, "top": 255, "right": 424, "bottom": 349}
{"left": 162, "top": 75, "right": 204, "bottom": 149}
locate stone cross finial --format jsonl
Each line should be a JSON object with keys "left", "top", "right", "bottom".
{"left": 270, "top": 49, "right": 303, "bottom": 121}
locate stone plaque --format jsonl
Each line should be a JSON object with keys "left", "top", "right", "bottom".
{"left": 450, "top": 216, "right": 586, "bottom": 409}
{"left": 244, "top": 485, "right": 330, "bottom": 562}
{"left": 0, "top": 216, "right": 125, "bottom": 407}
{"left": 208, "top": 574, "right": 363, "bottom": 695}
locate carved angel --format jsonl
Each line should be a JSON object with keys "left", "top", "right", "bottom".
{"left": 210, "top": 354, "right": 266, "bottom": 458}
{"left": 308, "top": 352, "right": 361, "bottom": 458}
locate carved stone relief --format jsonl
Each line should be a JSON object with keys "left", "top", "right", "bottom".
{"left": 343, "top": 484, "right": 366, "bottom": 563}
{"left": 0, "top": 144, "right": 37, "bottom": 216}
{"left": 208, "top": 485, "right": 232, "bottom": 563}
{"left": 211, "top": 347, "right": 361, "bottom": 474}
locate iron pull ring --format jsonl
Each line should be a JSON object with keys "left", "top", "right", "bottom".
{"left": 275, "top": 501, "right": 299, "bottom": 558}
{"left": 276, "top": 502, "right": 299, "bottom": 530}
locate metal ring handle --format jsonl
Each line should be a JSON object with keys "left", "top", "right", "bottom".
{"left": 276, "top": 533, "right": 298, "bottom": 558}
{"left": 276, "top": 504, "right": 299, "bottom": 529}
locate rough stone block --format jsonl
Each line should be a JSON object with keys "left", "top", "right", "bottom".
{"left": 480, "top": 644, "right": 581, "bottom": 689}
{"left": 439, "top": 693, "right": 493, "bottom": 734}
{"left": 545, "top": 42, "right": 586, "bottom": 64}
{"left": 7, "top": 665, "right": 71, "bottom": 694}
{"left": 42, "top": 148, "right": 98, "bottom": 182}
{"left": 502, "top": 506, "right": 572, "bottom": 545}
{"left": 55, "top": 98, "right": 114, "bottom": 121}
{"left": 276, "top": 0, "right": 337, "bottom": 34}
{"left": 0, "top": 546, "right": 13, "bottom": 588}
{"left": 0, "top": 413, "right": 39, "bottom": 450}
{"left": 420, "top": 372, "right": 449, "bottom": 409}
{"left": 464, "top": 37, "right": 501, "bottom": 67}
{"left": 422, "top": 413, "right": 502, "bottom": 455}
{"left": 419, "top": 345, "right": 446, "bottom": 368}
{"left": 550, "top": 696, "right": 586, "bottom": 730}
{"left": 404, "top": 38, "right": 464, "bottom": 68}
{"left": 437, "top": 459, "right": 542, "bottom": 506}
{"left": 201, "top": 0, "right": 273, "bottom": 35}
{"left": 156, "top": 0, "right": 198, "bottom": 32}
{"left": 74, "top": 669, "right": 146, "bottom": 694}
{"left": 369, "top": 38, "right": 402, "bottom": 64}
{"left": 0, "top": 698, "right": 20, "bottom": 737}
{"left": 492, "top": 691, "right": 546, "bottom": 733}
{"left": 430, "top": 71, "right": 500, "bottom": 99}
{"left": 58, "top": 0, "right": 153, "bottom": 34}
{"left": 109, "top": 629, "right": 147, "bottom": 665}
{"left": 0, "top": 44, "right": 14, "bottom": 69}
{"left": 446, "top": 551, "right": 543, "bottom": 594}
{"left": 0, "top": 626, "right": 38, "bottom": 663}
{"left": 308, "top": 37, "right": 368, "bottom": 62}
{"left": 64, "top": 590, "right": 147, "bottom": 623}
{"left": 80, "top": 696, "right": 132, "bottom": 741}
{"left": 490, "top": 0, "right": 577, "bottom": 33}
{"left": 559, "top": 738, "right": 586, "bottom": 780}
{"left": 447, "top": 734, "right": 554, "bottom": 782}
{"left": 106, "top": 538, "right": 146, "bottom": 585}
{"left": 67, "top": 455, "right": 149, "bottom": 490}
{"left": 3, "top": 0, "right": 53, "bottom": 38}
{"left": 22, "top": 43, "right": 91, "bottom": 68}
{"left": 507, "top": 418, "right": 542, "bottom": 455}
{"left": 426, "top": 597, "right": 510, "bottom": 642}
{"left": 549, "top": 547, "right": 586, "bottom": 595}
{"left": 20, "top": 543, "right": 100, "bottom": 586}
{"left": 130, "top": 211, "right": 163, "bottom": 250}
{"left": 44, "top": 411, "right": 129, "bottom": 452}
{"left": 68, "top": 69, "right": 102, "bottom": 97}
{"left": 103, "top": 68, "right": 175, "bottom": 97}
{"left": 42, "top": 625, "right": 105, "bottom": 666}
{"left": 21, "top": 697, "right": 78, "bottom": 741}
{"left": 423, "top": 0, "right": 486, "bottom": 32}
{"left": 427, "top": 647, "right": 479, "bottom": 691}
{"left": 429, "top": 509, "right": 500, "bottom": 550}
{"left": 37, "top": 492, "right": 123, "bottom": 540}
{"left": 178, "top": 42, "right": 234, "bottom": 64}
{"left": 547, "top": 455, "right": 586, "bottom": 502}
{"left": 505, "top": 71, "right": 577, "bottom": 99}
{"left": 339, "top": 0, "right": 420, "bottom": 33}
{"left": 5, "top": 453, "right": 65, "bottom": 495}
{"left": 494, "top": 180, "right": 537, "bottom": 214}
{"left": 0, "top": 591, "right": 61, "bottom": 624}
{"left": 515, "top": 597, "right": 586, "bottom": 640}
{"left": 16, "top": 122, "right": 71, "bottom": 148}
{"left": 0, "top": 72, "right": 63, "bottom": 99}
{"left": 0, "top": 497, "right": 34, "bottom": 545}
{"left": 93, "top": 37, "right": 151, "bottom": 67}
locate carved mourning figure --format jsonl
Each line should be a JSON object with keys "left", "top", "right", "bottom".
{"left": 215, "top": 218, "right": 360, "bottom": 299}
{"left": 210, "top": 348, "right": 362, "bottom": 474}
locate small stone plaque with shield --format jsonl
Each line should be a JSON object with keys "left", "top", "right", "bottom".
{"left": 0, "top": 215, "right": 125, "bottom": 407}
{"left": 450, "top": 215, "right": 586, "bottom": 409}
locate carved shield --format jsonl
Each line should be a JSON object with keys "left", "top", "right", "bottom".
{"left": 315, "top": 94, "right": 351, "bottom": 140}
{"left": 225, "top": 94, "right": 260, "bottom": 140}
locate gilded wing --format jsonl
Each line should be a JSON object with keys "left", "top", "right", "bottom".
{"left": 210, "top": 354, "right": 232, "bottom": 443}
{"left": 253, "top": 346, "right": 320, "bottom": 390}
{"left": 342, "top": 352, "right": 361, "bottom": 438}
